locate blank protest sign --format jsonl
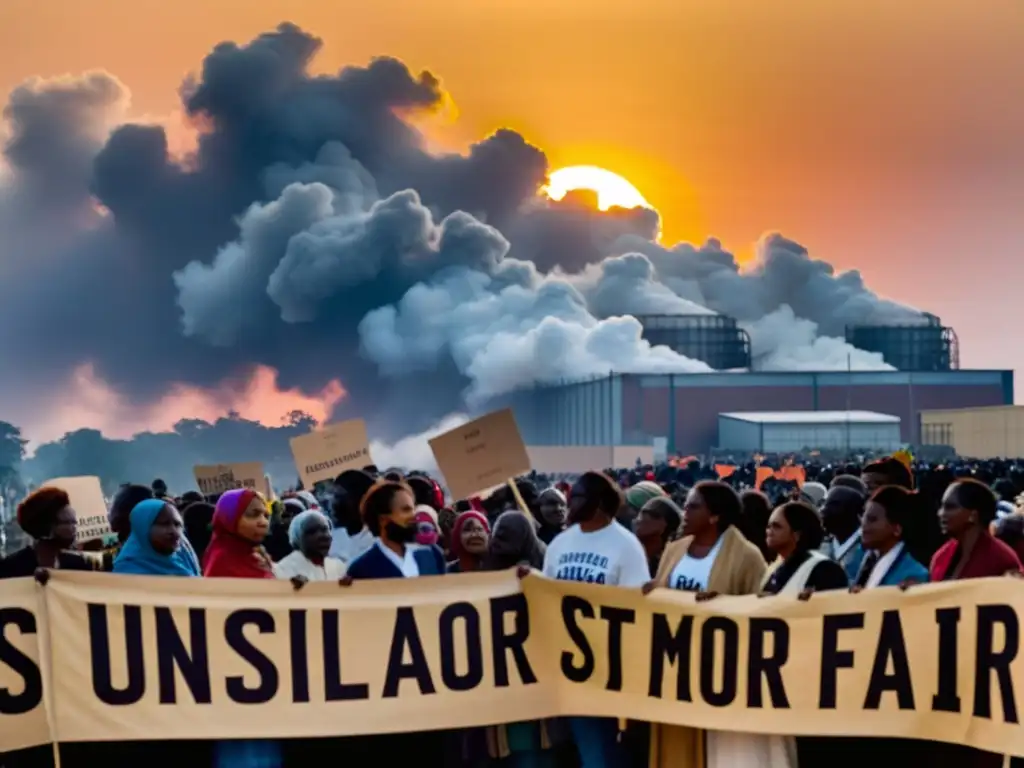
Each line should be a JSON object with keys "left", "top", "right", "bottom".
{"left": 428, "top": 409, "right": 531, "bottom": 501}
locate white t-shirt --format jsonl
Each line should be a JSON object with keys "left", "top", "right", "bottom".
{"left": 668, "top": 534, "right": 724, "bottom": 593}
{"left": 329, "top": 526, "right": 375, "bottom": 562}
{"left": 543, "top": 522, "right": 650, "bottom": 588}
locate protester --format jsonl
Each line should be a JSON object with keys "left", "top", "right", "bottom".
{"left": 104, "top": 483, "right": 157, "bottom": 570}
{"left": 273, "top": 509, "right": 346, "bottom": 581}
{"left": 931, "top": 479, "right": 1022, "bottom": 581}
{"left": 644, "top": 481, "right": 776, "bottom": 768}
{"left": 203, "top": 489, "right": 281, "bottom": 767}
{"left": 113, "top": 499, "right": 199, "bottom": 576}
{"left": 620, "top": 480, "right": 664, "bottom": 529}
{"left": 202, "top": 489, "right": 274, "bottom": 579}
{"left": 447, "top": 509, "right": 490, "bottom": 573}
{"left": 852, "top": 486, "right": 928, "bottom": 589}
{"left": 632, "top": 496, "right": 681, "bottom": 576}
{"left": 414, "top": 505, "right": 441, "bottom": 546}
{"left": 462, "top": 510, "right": 568, "bottom": 768}
{"left": 328, "top": 469, "right": 376, "bottom": 562}
{"left": 819, "top": 485, "right": 866, "bottom": 580}
{"left": 761, "top": 500, "right": 848, "bottom": 767}
{"left": 264, "top": 497, "right": 304, "bottom": 562}
{"left": 861, "top": 457, "right": 913, "bottom": 494}
{"left": 534, "top": 487, "right": 567, "bottom": 543}
{"left": 180, "top": 499, "right": 215, "bottom": 561}
{"left": 738, "top": 489, "right": 772, "bottom": 561}
{"left": 993, "top": 512, "right": 1024, "bottom": 562}
{"left": 346, "top": 481, "right": 447, "bottom": 579}
{"left": 485, "top": 510, "right": 546, "bottom": 571}
{"left": 543, "top": 471, "right": 648, "bottom": 768}
{"left": 0, "top": 487, "right": 91, "bottom": 577}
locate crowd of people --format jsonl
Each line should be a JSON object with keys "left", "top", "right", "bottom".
{"left": 2, "top": 455, "right": 1023, "bottom": 768}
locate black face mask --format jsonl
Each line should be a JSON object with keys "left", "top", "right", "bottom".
{"left": 385, "top": 520, "right": 417, "bottom": 544}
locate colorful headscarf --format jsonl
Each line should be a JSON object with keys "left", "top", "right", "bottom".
{"left": 450, "top": 510, "right": 490, "bottom": 559}
{"left": 113, "top": 499, "right": 200, "bottom": 577}
{"left": 202, "top": 489, "right": 271, "bottom": 579}
{"left": 414, "top": 506, "right": 440, "bottom": 546}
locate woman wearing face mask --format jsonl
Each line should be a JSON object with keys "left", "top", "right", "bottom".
{"left": 274, "top": 509, "right": 346, "bottom": 581}
{"left": 534, "top": 488, "right": 567, "bottom": 543}
{"left": 414, "top": 505, "right": 441, "bottom": 546}
{"left": 447, "top": 510, "right": 491, "bottom": 573}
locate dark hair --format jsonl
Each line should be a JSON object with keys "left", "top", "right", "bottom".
{"left": 152, "top": 478, "right": 168, "bottom": 494}
{"left": 863, "top": 458, "right": 913, "bottom": 490}
{"left": 453, "top": 499, "right": 473, "bottom": 513}
{"left": 578, "top": 471, "right": 624, "bottom": 516}
{"left": 949, "top": 479, "right": 998, "bottom": 526}
{"left": 740, "top": 489, "right": 772, "bottom": 559}
{"left": 830, "top": 474, "right": 867, "bottom": 494}
{"left": 17, "top": 487, "right": 71, "bottom": 540}
{"left": 777, "top": 501, "right": 826, "bottom": 551}
{"left": 360, "top": 481, "right": 413, "bottom": 536}
{"left": 179, "top": 490, "right": 204, "bottom": 507}
{"left": 994, "top": 515, "right": 1024, "bottom": 547}
{"left": 406, "top": 476, "right": 438, "bottom": 510}
{"left": 110, "top": 484, "right": 154, "bottom": 538}
{"left": 181, "top": 501, "right": 215, "bottom": 559}
{"left": 640, "top": 497, "right": 681, "bottom": 541}
{"left": 868, "top": 485, "right": 915, "bottom": 530}
{"left": 692, "top": 480, "right": 742, "bottom": 531}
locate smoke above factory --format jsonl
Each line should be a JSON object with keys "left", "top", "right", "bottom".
{"left": 0, "top": 23, "right": 932, "bottom": 443}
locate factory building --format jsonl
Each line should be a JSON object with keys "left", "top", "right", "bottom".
{"left": 491, "top": 370, "right": 1013, "bottom": 456}
{"left": 718, "top": 411, "right": 902, "bottom": 454}
{"left": 920, "top": 406, "right": 1024, "bottom": 458}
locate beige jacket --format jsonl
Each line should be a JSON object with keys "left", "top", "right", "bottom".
{"left": 648, "top": 526, "right": 768, "bottom": 768}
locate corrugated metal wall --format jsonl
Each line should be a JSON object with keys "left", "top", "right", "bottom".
{"left": 493, "top": 370, "right": 1012, "bottom": 455}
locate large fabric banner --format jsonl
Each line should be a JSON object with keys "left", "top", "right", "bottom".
{"left": 2, "top": 571, "right": 1023, "bottom": 756}
{"left": 0, "top": 578, "right": 50, "bottom": 751}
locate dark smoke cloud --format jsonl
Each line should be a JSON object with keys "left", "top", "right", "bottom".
{"left": 0, "top": 22, "right": 926, "bottom": 443}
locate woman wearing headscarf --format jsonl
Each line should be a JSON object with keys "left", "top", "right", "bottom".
{"left": 203, "top": 489, "right": 282, "bottom": 768}
{"left": 644, "top": 481, "right": 775, "bottom": 768}
{"left": 462, "top": 510, "right": 569, "bottom": 768}
{"left": 113, "top": 499, "right": 200, "bottom": 576}
{"left": 484, "top": 510, "right": 546, "bottom": 571}
{"left": 105, "top": 499, "right": 209, "bottom": 765}
{"left": 447, "top": 510, "right": 490, "bottom": 573}
{"left": 620, "top": 480, "right": 665, "bottom": 529}
{"left": 414, "top": 505, "right": 441, "bottom": 547}
{"left": 273, "top": 509, "right": 346, "bottom": 581}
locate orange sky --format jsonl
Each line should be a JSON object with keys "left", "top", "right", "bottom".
{"left": 0, "top": 0, "right": 1022, "bottom": 439}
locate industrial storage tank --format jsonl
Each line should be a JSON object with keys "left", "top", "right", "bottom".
{"left": 844, "top": 313, "right": 959, "bottom": 372}
{"left": 636, "top": 314, "right": 752, "bottom": 370}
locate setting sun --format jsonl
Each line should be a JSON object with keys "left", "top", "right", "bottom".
{"left": 545, "top": 165, "right": 651, "bottom": 211}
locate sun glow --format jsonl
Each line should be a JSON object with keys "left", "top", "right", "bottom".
{"left": 544, "top": 165, "right": 651, "bottom": 211}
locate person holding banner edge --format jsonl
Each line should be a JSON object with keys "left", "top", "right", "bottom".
{"left": 540, "top": 471, "right": 649, "bottom": 768}
{"left": 643, "top": 481, "right": 784, "bottom": 768}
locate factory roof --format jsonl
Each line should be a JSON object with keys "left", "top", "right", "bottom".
{"left": 719, "top": 410, "right": 901, "bottom": 425}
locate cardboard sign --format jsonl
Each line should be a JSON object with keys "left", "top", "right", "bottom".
{"left": 289, "top": 419, "right": 372, "bottom": 488}
{"left": 193, "top": 462, "right": 267, "bottom": 497}
{"left": 429, "top": 409, "right": 531, "bottom": 500}
{"left": 39, "top": 475, "right": 110, "bottom": 543}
